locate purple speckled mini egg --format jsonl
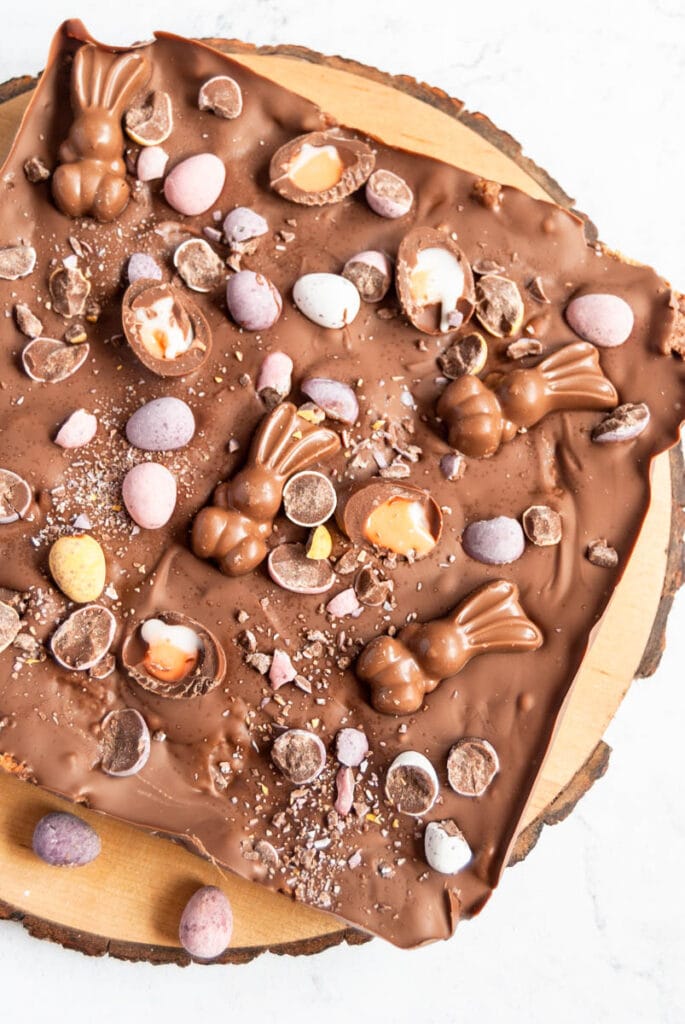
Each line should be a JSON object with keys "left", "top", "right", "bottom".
{"left": 462, "top": 516, "right": 525, "bottom": 565}
{"left": 126, "top": 397, "right": 196, "bottom": 452}
{"left": 32, "top": 812, "right": 101, "bottom": 867}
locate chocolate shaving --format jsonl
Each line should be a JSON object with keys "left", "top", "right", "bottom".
{"left": 354, "top": 565, "right": 393, "bottom": 607}
{"left": 527, "top": 276, "right": 551, "bottom": 304}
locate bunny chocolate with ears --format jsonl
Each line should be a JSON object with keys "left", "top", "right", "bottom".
{"left": 192, "top": 403, "right": 340, "bottom": 577}
{"left": 52, "top": 44, "right": 151, "bottom": 222}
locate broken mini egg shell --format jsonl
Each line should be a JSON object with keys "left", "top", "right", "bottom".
{"left": 121, "top": 611, "right": 226, "bottom": 699}
{"left": 338, "top": 479, "right": 443, "bottom": 560}
{"left": 269, "top": 130, "right": 375, "bottom": 206}
{"left": 122, "top": 279, "right": 212, "bottom": 377}
{"left": 424, "top": 819, "right": 473, "bottom": 874}
{"left": 293, "top": 273, "right": 361, "bottom": 329}
{"left": 396, "top": 227, "right": 475, "bottom": 335}
{"left": 385, "top": 751, "right": 439, "bottom": 816}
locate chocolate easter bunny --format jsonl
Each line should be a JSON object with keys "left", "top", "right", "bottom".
{"left": 52, "top": 44, "right": 151, "bottom": 221}
{"left": 437, "top": 341, "right": 619, "bottom": 458}
{"left": 357, "top": 580, "right": 542, "bottom": 714}
{"left": 192, "top": 402, "right": 340, "bottom": 577}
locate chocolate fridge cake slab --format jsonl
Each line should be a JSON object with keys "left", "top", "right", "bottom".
{"left": 0, "top": 20, "right": 684, "bottom": 949}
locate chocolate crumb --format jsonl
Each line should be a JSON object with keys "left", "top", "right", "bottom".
{"left": 522, "top": 505, "right": 562, "bottom": 547}
{"left": 23, "top": 155, "right": 51, "bottom": 183}
{"left": 586, "top": 538, "right": 619, "bottom": 568}
{"left": 506, "top": 337, "right": 543, "bottom": 360}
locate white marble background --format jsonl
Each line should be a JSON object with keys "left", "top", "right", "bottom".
{"left": 1, "top": 2, "right": 684, "bottom": 1021}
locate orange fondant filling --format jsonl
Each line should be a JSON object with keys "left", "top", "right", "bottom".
{"left": 364, "top": 497, "right": 436, "bottom": 557}
{"left": 143, "top": 639, "right": 199, "bottom": 682}
{"left": 290, "top": 147, "right": 344, "bottom": 192}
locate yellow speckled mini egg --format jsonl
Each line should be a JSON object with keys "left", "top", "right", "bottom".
{"left": 48, "top": 534, "right": 106, "bottom": 603}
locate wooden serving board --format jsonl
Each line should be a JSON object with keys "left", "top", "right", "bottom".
{"left": 0, "top": 40, "right": 682, "bottom": 964}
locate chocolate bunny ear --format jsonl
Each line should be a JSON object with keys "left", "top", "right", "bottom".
{"left": 70, "top": 44, "right": 150, "bottom": 114}
{"left": 451, "top": 580, "right": 543, "bottom": 658}
{"left": 250, "top": 402, "right": 340, "bottom": 477}
{"left": 536, "top": 341, "right": 618, "bottom": 408}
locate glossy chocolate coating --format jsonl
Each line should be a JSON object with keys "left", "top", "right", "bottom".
{"left": 1, "top": 22, "right": 684, "bottom": 950}
{"left": 357, "top": 580, "right": 542, "bottom": 714}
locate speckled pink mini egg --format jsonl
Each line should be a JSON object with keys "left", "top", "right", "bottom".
{"left": 226, "top": 270, "right": 282, "bottom": 331}
{"left": 565, "top": 293, "right": 634, "bottom": 348}
{"left": 163, "top": 154, "right": 226, "bottom": 216}
{"left": 122, "top": 462, "right": 177, "bottom": 529}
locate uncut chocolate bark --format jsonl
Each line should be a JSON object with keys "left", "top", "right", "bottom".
{"left": 1, "top": 21, "right": 684, "bottom": 949}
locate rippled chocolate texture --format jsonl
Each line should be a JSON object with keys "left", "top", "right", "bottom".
{"left": 1, "top": 20, "right": 685, "bottom": 949}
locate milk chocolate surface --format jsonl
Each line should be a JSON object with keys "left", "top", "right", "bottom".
{"left": 1, "top": 21, "right": 684, "bottom": 949}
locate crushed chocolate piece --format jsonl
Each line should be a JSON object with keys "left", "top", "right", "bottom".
{"left": 586, "top": 539, "right": 619, "bottom": 568}
{"left": 522, "top": 505, "right": 562, "bottom": 547}
{"left": 125, "top": 91, "right": 173, "bottom": 146}
{"left": 100, "top": 708, "right": 151, "bottom": 777}
{"left": 21, "top": 338, "right": 90, "bottom": 383}
{"left": 14, "top": 302, "right": 43, "bottom": 338}
{"left": 88, "top": 653, "right": 116, "bottom": 681}
{"left": 0, "top": 469, "right": 32, "bottom": 524}
{"left": 271, "top": 729, "right": 326, "bottom": 783}
{"left": 591, "top": 402, "right": 650, "bottom": 443}
{"left": 0, "top": 244, "right": 36, "bottom": 281}
{"left": 0, "top": 602, "right": 21, "bottom": 653}
{"left": 342, "top": 250, "right": 392, "bottom": 303}
{"left": 474, "top": 274, "right": 524, "bottom": 337}
{"left": 198, "top": 75, "right": 243, "bottom": 119}
{"left": 439, "top": 452, "right": 466, "bottom": 481}
{"left": 49, "top": 265, "right": 91, "bottom": 318}
{"left": 385, "top": 752, "right": 439, "bottom": 816}
{"left": 527, "top": 276, "right": 551, "bottom": 304}
{"left": 50, "top": 605, "right": 116, "bottom": 671}
{"left": 506, "top": 337, "right": 543, "bottom": 360}
{"left": 438, "top": 332, "right": 488, "bottom": 378}
{"left": 471, "top": 177, "right": 502, "bottom": 210}
{"left": 63, "top": 322, "right": 88, "bottom": 344}
{"left": 354, "top": 565, "right": 393, "bottom": 607}
{"left": 173, "top": 238, "right": 226, "bottom": 293}
{"left": 23, "top": 155, "right": 51, "bottom": 182}
{"left": 282, "top": 470, "right": 337, "bottom": 528}
{"left": 446, "top": 738, "right": 499, "bottom": 796}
